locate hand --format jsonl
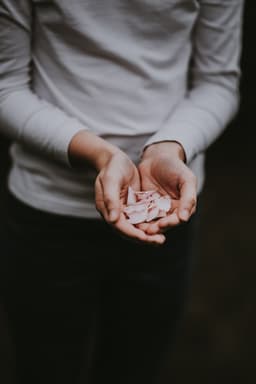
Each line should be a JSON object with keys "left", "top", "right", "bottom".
{"left": 137, "top": 141, "right": 197, "bottom": 235}
{"left": 68, "top": 130, "right": 165, "bottom": 244}
{"left": 95, "top": 150, "right": 165, "bottom": 244}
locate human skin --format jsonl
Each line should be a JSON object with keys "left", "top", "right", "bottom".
{"left": 68, "top": 130, "right": 165, "bottom": 244}
{"left": 68, "top": 130, "right": 197, "bottom": 244}
{"left": 137, "top": 141, "right": 197, "bottom": 236}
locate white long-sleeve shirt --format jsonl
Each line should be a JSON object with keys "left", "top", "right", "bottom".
{"left": 0, "top": 0, "right": 244, "bottom": 218}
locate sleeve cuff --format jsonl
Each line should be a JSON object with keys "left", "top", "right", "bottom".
{"left": 143, "top": 122, "right": 198, "bottom": 165}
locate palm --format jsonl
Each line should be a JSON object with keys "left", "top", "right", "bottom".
{"left": 140, "top": 155, "right": 182, "bottom": 202}
{"left": 95, "top": 152, "right": 165, "bottom": 244}
{"left": 137, "top": 154, "right": 196, "bottom": 234}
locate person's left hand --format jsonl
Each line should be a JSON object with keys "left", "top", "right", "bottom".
{"left": 137, "top": 141, "right": 197, "bottom": 235}
{"left": 94, "top": 150, "right": 165, "bottom": 244}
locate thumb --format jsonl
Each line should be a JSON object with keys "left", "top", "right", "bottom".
{"left": 178, "top": 175, "right": 197, "bottom": 222}
{"left": 102, "top": 176, "right": 122, "bottom": 223}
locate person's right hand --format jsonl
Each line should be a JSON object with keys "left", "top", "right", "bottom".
{"left": 68, "top": 130, "right": 165, "bottom": 244}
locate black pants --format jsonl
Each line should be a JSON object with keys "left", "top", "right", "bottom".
{"left": 0, "top": 192, "right": 198, "bottom": 384}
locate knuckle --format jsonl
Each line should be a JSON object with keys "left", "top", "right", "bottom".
{"left": 190, "top": 197, "right": 197, "bottom": 208}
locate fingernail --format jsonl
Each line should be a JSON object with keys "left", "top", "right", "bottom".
{"left": 109, "top": 209, "right": 118, "bottom": 222}
{"left": 159, "top": 235, "right": 166, "bottom": 244}
{"left": 152, "top": 235, "right": 166, "bottom": 246}
{"left": 180, "top": 209, "right": 189, "bottom": 221}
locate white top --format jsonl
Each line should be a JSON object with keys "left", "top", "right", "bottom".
{"left": 0, "top": 0, "right": 244, "bottom": 218}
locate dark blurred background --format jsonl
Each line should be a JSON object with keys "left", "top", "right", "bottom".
{"left": 167, "top": 1, "right": 256, "bottom": 383}
{"left": 0, "top": 1, "right": 255, "bottom": 383}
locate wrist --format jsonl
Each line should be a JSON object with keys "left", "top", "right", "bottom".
{"left": 68, "top": 130, "right": 120, "bottom": 171}
{"left": 142, "top": 141, "right": 186, "bottom": 162}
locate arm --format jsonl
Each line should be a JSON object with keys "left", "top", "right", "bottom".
{"left": 138, "top": 0, "right": 244, "bottom": 234}
{"left": 0, "top": 1, "right": 164, "bottom": 244}
{"left": 0, "top": 0, "right": 86, "bottom": 165}
{"left": 69, "top": 130, "right": 165, "bottom": 245}
{"left": 143, "top": 0, "right": 244, "bottom": 163}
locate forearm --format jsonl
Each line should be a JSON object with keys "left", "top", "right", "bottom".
{"left": 144, "top": 84, "right": 239, "bottom": 164}
{"left": 0, "top": 0, "right": 86, "bottom": 166}
{"left": 68, "top": 129, "right": 121, "bottom": 171}
{"left": 0, "top": 89, "right": 90, "bottom": 165}
{"left": 144, "top": 0, "right": 244, "bottom": 163}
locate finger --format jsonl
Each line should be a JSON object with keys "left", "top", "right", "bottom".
{"left": 145, "top": 211, "right": 180, "bottom": 234}
{"left": 95, "top": 199, "right": 108, "bottom": 221}
{"left": 136, "top": 222, "right": 166, "bottom": 236}
{"left": 191, "top": 205, "right": 197, "bottom": 216}
{"left": 101, "top": 174, "right": 122, "bottom": 223}
{"left": 158, "top": 210, "right": 180, "bottom": 228}
{"left": 95, "top": 179, "right": 109, "bottom": 221}
{"left": 136, "top": 222, "right": 151, "bottom": 232}
{"left": 115, "top": 214, "right": 166, "bottom": 245}
{"left": 136, "top": 220, "right": 170, "bottom": 235}
{"left": 178, "top": 175, "right": 197, "bottom": 222}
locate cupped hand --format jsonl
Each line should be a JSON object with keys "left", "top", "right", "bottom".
{"left": 137, "top": 142, "right": 197, "bottom": 235}
{"left": 95, "top": 150, "right": 165, "bottom": 244}
{"left": 68, "top": 130, "right": 165, "bottom": 244}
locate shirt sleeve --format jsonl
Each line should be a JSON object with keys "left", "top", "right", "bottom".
{"left": 143, "top": 0, "right": 244, "bottom": 164}
{"left": 0, "top": 0, "right": 86, "bottom": 166}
